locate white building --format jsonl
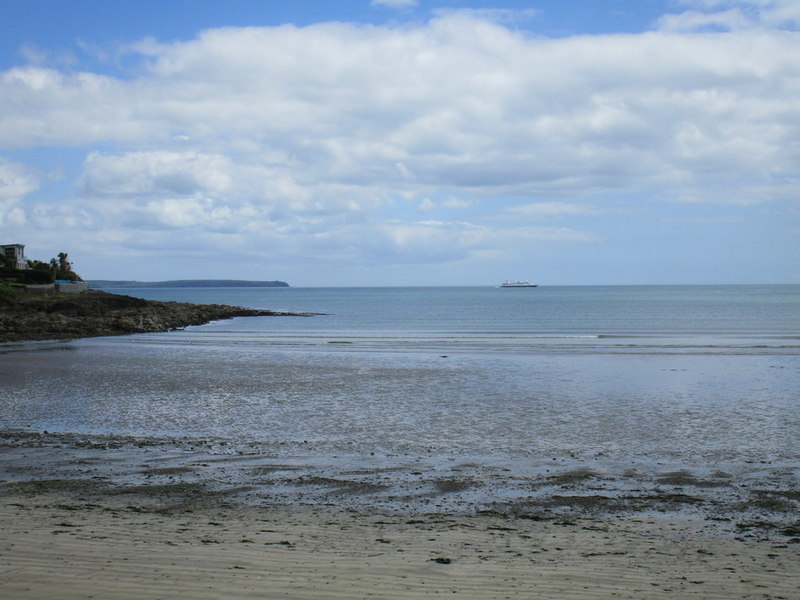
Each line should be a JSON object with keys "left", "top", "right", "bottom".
{"left": 1, "top": 244, "right": 28, "bottom": 270}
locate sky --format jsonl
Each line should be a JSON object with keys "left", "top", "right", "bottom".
{"left": 1, "top": 0, "right": 798, "bottom": 286}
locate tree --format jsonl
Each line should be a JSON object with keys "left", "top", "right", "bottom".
{"left": 0, "top": 251, "right": 82, "bottom": 283}
{"left": 58, "top": 252, "right": 72, "bottom": 274}
{"left": 27, "top": 259, "right": 50, "bottom": 271}
{"left": 47, "top": 252, "right": 81, "bottom": 282}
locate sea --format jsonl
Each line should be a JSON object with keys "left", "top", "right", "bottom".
{"left": 2, "top": 284, "right": 799, "bottom": 506}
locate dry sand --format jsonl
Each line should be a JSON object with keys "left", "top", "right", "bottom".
{"left": 2, "top": 497, "right": 799, "bottom": 599}
{"left": 2, "top": 431, "right": 799, "bottom": 599}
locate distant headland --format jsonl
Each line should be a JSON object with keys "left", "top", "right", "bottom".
{"left": 88, "top": 279, "right": 290, "bottom": 289}
{"left": 1, "top": 247, "right": 300, "bottom": 342}
{"left": 0, "top": 288, "right": 314, "bottom": 343}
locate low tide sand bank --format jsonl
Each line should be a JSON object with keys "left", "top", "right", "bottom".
{"left": 2, "top": 431, "right": 799, "bottom": 598}
{"left": 3, "top": 499, "right": 799, "bottom": 600}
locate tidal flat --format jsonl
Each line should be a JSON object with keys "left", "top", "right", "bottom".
{"left": 3, "top": 429, "right": 799, "bottom": 540}
{"left": 3, "top": 430, "right": 800, "bottom": 600}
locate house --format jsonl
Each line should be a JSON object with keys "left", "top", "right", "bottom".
{"left": 1, "top": 244, "right": 28, "bottom": 270}
{"left": 1, "top": 244, "right": 87, "bottom": 293}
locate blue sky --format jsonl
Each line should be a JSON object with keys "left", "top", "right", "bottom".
{"left": 1, "top": 0, "right": 798, "bottom": 285}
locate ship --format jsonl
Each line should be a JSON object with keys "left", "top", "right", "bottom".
{"left": 500, "top": 280, "right": 537, "bottom": 288}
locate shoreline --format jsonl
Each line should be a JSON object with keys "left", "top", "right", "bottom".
{"left": 3, "top": 476, "right": 799, "bottom": 599}
{"left": 3, "top": 429, "right": 799, "bottom": 542}
{"left": 0, "top": 289, "right": 317, "bottom": 343}
{"left": 3, "top": 435, "right": 799, "bottom": 598}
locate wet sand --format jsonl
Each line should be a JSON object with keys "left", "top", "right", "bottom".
{"left": 2, "top": 431, "right": 799, "bottom": 598}
{"left": 3, "top": 499, "right": 799, "bottom": 600}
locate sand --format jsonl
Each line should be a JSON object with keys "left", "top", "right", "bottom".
{"left": 2, "top": 431, "right": 799, "bottom": 599}
{"left": 3, "top": 496, "right": 800, "bottom": 599}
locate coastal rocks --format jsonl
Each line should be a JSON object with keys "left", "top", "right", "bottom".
{"left": 0, "top": 289, "right": 311, "bottom": 342}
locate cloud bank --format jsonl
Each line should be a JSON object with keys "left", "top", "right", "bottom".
{"left": 1, "top": 6, "right": 798, "bottom": 283}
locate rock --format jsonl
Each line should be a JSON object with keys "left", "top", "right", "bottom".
{"left": 0, "top": 289, "right": 315, "bottom": 342}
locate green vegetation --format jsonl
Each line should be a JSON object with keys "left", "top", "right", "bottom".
{"left": 0, "top": 281, "right": 25, "bottom": 303}
{"left": 0, "top": 251, "right": 82, "bottom": 285}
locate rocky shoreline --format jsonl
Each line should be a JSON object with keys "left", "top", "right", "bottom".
{"left": 0, "top": 288, "right": 314, "bottom": 342}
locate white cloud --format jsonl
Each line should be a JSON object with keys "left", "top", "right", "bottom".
{"left": 300, "top": 218, "right": 597, "bottom": 268}
{"left": 3, "top": 17, "right": 796, "bottom": 200}
{"left": 431, "top": 8, "right": 539, "bottom": 25}
{"left": 1, "top": 11, "right": 798, "bottom": 280}
{"left": 507, "top": 202, "right": 600, "bottom": 219}
{"left": 71, "top": 149, "right": 391, "bottom": 237}
{"left": 418, "top": 196, "right": 476, "bottom": 212}
{"left": 79, "top": 151, "right": 234, "bottom": 198}
{"left": 0, "top": 158, "right": 39, "bottom": 201}
{"left": 0, "top": 158, "right": 40, "bottom": 226}
{"left": 666, "top": 0, "right": 800, "bottom": 30}
{"left": 371, "top": 0, "right": 417, "bottom": 8}
{"left": 657, "top": 8, "right": 751, "bottom": 31}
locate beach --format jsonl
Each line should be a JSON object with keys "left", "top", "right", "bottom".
{"left": 4, "top": 499, "right": 799, "bottom": 600}
{"left": 2, "top": 285, "right": 798, "bottom": 598}
{"left": 4, "top": 490, "right": 800, "bottom": 600}
{"left": 2, "top": 431, "right": 800, "bottom": 599}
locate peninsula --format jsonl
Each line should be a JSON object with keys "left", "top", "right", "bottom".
{"left": 0, "top": 288, "right": 313, "bottom": 343}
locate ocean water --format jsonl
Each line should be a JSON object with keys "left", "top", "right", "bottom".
{"left": 2, "top": 285, "right": 799, "bottom": 471}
